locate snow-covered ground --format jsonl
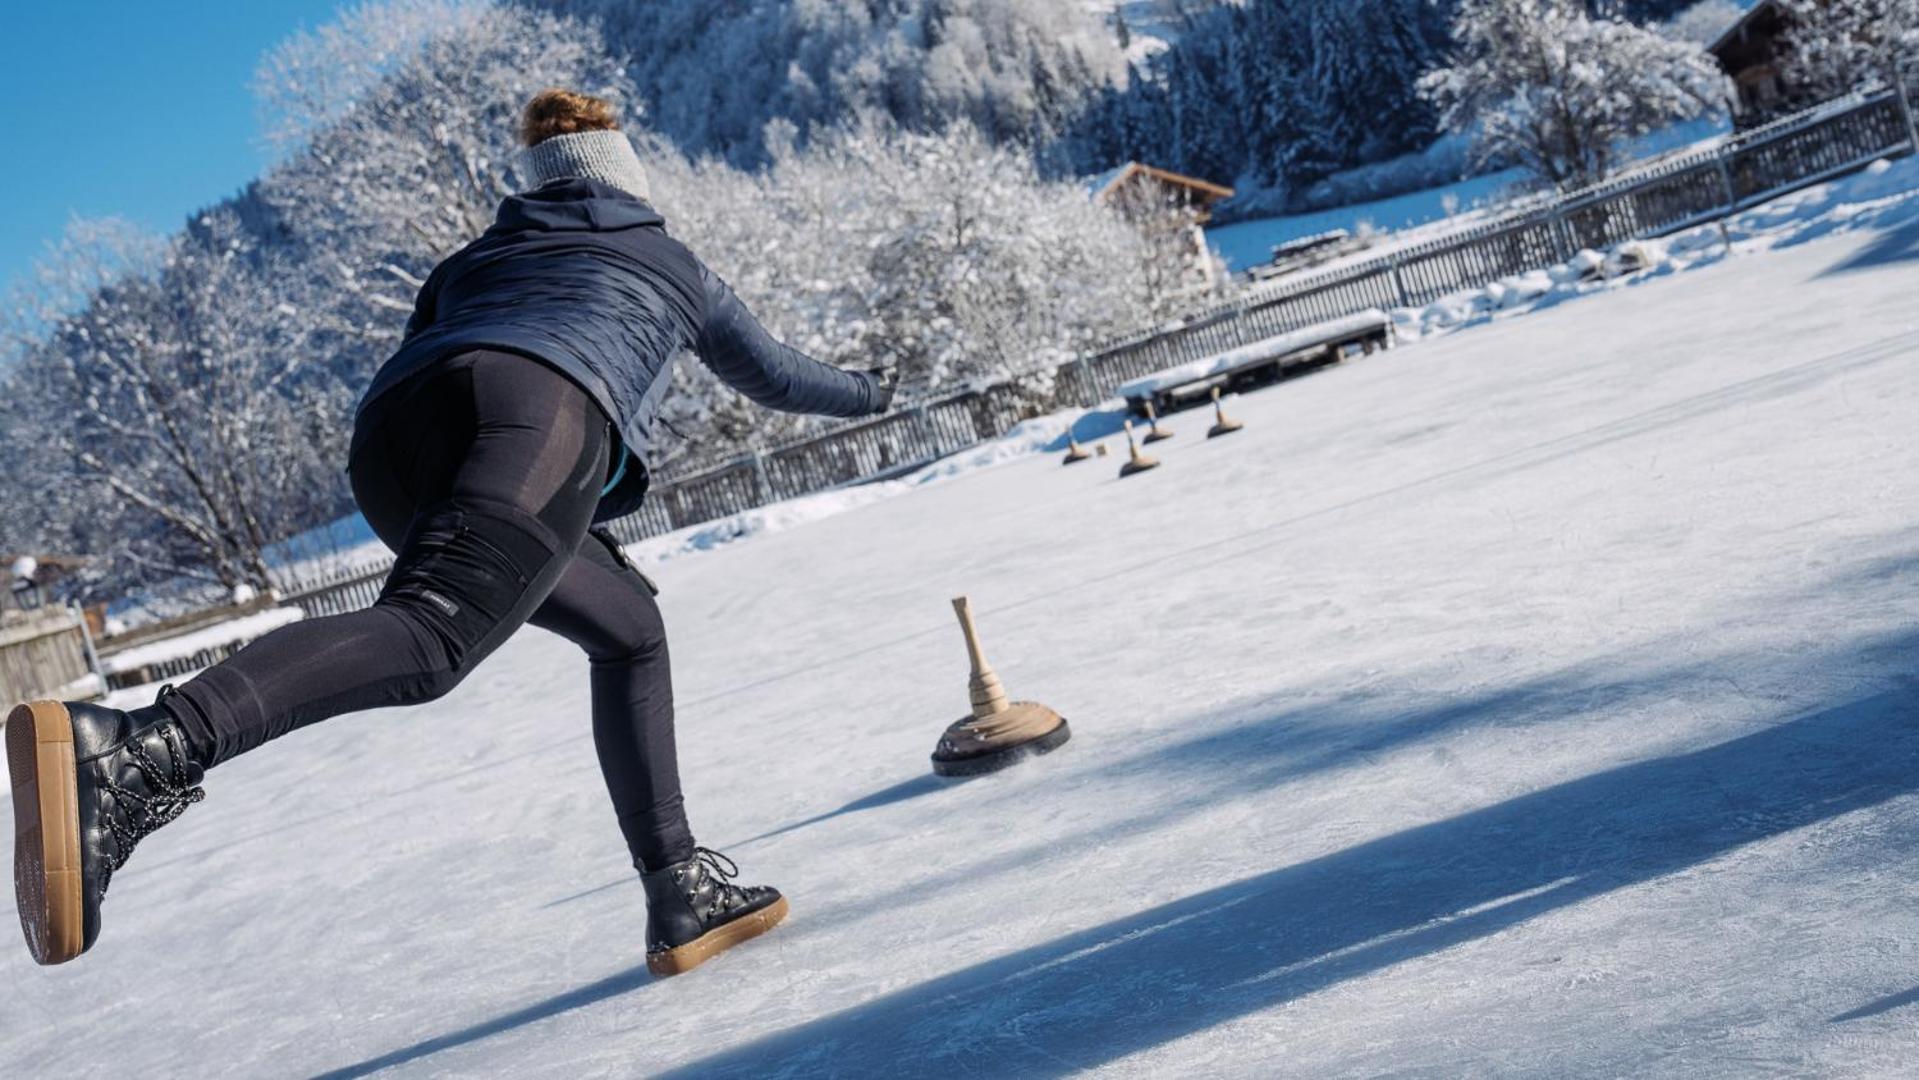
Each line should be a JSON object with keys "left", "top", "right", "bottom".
{"left": 7, "top": 189, "right": 1919, "bottom": 1078}
{"left": 1208, "top": 166, "right": 1528, "bottom": 273}
{"left": 96, "top": 607, "right": 305, "bottom": 677}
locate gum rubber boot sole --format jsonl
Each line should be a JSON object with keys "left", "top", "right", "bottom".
{"left": 647, "top": 895, "right": 790, "bottom": 978}
{"left": 8, "top": 701, "right": 84, "bottom": 966}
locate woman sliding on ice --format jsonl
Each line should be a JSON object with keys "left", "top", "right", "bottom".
{"left": 8, "top": 89, "right": 895, "bottom": 974}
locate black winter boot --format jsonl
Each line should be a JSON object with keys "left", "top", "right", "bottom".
{"left": 8, "top": 692, "right": 206, "bottom": 966}
{"left": 640, "top": 847, "right": 787, "bottom": 977}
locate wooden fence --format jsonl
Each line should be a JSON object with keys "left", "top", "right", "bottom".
{"left": 275, "top": 89, "right": 1915, "bottom": 621}
{"left": 0, "top": 611, "right": 96, "bottom": 708}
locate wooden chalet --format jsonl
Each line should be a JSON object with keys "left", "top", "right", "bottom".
{"left": 1088, "top": 162, "right": 1236, "bottom": 223}
{"left": 1087, "top": 162, "right": 1236, "bottom": 292}
{"left": 1709, "top": 1, "right": 1796, "bottom": 121}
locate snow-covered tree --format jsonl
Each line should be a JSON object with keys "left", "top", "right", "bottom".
{"left": 2, "top": 215, "right": 351, "bottom": 595}
{"left": 253, "top": 0, "right": 489, "bottom": 154}
{"left": 1420, "top": 0, "right": 1730, "bottom": 188}
{"left": 638, "top": 122, "right": 1193, "bottom": 467}
{"left": 1779, "top": 0, "right": 1919, "bottom": 113}
{"left": 528, "top": 0, "right": 1126, "bottom": 167}
{"left": 254, "top": 1, "right": 635, "bottom": 388}
{"left": 1, "top": 0, "right": 1207, "bottom": 592}
{"left": 1061, "top": 0, "right": 1459, "bottom": 196}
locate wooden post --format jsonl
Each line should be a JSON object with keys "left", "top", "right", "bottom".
{"left": 1714, "top": 149, "right": 1739, "bottom": 214}
{"left": 750, "top": 451, "right": 775, "bottom": 504}
{"left": 912, "top": 404, "right": 936, "bottom": 458}
{"left": 1547, "top": 207, "right": 1574, "bottom": 264}
{"left": 1894, "top": 75, "right": 1918, "bottom": 154}
{"left": 1068, "top": 356, "right": 1094, "bottom": 408}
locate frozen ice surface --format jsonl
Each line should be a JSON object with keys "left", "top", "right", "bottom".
{"left": 4, "top": 220, "right": 1919, "bottom": 1078}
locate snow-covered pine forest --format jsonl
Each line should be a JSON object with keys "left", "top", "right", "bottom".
{"left": 0, "top": 0, "right": 1865, "bottom": 607}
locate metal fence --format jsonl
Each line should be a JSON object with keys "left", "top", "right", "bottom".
{"left": 1068, "top": 89, "right": 1915, "bottom": 392}
{"left": 279, "top": 89, "right": 1916, "bottom": 620}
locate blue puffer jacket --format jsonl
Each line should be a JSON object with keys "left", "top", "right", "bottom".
{"left": 353, "top": 178, "right": 885, "bottom": 520}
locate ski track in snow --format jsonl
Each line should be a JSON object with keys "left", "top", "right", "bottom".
{"left": 5, "top": 221, "right": 1919, "bottom": 1078}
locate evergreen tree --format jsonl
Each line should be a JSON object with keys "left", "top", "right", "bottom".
{"left": 1058, "top": 1, "right": 1463, "bottom": 194}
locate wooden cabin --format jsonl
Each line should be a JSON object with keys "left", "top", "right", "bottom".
{"left": 1088, "top": 162, "right": 1235, "bottom": 223}
{"left": 1087, "top": 162, "right": 1236, "bottom": 291}
{"left": 1709, "top": 1, "right": 1796, "bottom": 122}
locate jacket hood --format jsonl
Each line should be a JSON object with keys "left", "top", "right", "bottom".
{"left": 493, "top": 178, "right": 665, "bottom": 234}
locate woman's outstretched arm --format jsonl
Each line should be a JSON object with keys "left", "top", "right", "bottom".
{"left": 694, "top": 263, "right": 889, "bottom": 417}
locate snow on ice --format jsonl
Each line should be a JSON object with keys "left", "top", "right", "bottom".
{"left": 5, "top": 168, "right": 1919, "bottom": 1077}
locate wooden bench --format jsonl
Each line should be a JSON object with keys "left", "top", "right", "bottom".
{"left": 1117, "top": 309, "right": 1395, "bottom": 418}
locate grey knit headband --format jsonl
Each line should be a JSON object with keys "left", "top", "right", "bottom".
{"left": 515, "top": 129, "right": 652, "bottom": 202}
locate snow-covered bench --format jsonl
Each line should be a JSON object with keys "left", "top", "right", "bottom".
{"left": 1116, "top": 309, "right": 1394, "bottom": 418}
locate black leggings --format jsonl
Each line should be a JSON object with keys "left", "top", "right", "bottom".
{"left": 164, "top": 350, "right": 693, "bottom": 871}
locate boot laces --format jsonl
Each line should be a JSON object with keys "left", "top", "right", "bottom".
{"left": 693, "top": 846, "right": 747, "bottom": 911}
{"left": 100, "top": 693, "right": 205, "bottom": 893}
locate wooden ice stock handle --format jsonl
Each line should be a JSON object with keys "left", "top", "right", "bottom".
{"left": 952, "top": 596, "right": 1009, "bottom": 720}
{"left": 951, "top": 596, "right": 989, "bottom": 675}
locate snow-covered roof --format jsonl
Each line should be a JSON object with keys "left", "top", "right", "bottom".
{"left": 1707, "top": 0, "right": 1781, "bottom": 57}
{"left": 1083, "top": 163, "right": 1135, "bottom": 201}
{"left": 1085, "top": 161, "right": 1236, "bottom": 204}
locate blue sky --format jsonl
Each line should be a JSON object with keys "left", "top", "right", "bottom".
{"left": 0, "top": 0, "right": 343, "bottom": 297}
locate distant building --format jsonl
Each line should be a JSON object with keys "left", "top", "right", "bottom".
{"left": 1087, "top": 162, "right": 1236, "bottom": 292}
{"left": 1709, "top": 1, "right": 1795, "bottom": 121}
{"left": 1706, "top": 0, "right": 1910, "bottom": 126}
{"left": 1087, "top": 162, "right": 1236, "bottom": 224}
{"left": 3, "top": 553, "right": 85, "bottom": 615}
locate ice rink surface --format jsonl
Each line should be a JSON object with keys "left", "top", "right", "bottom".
{"left": 5, "top": 218, "right": 1919, "bottom": 1077}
